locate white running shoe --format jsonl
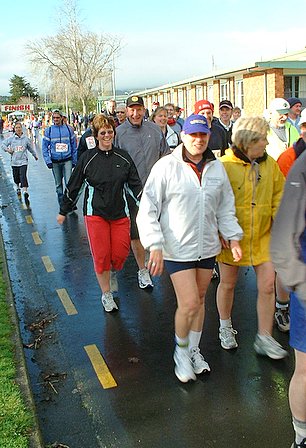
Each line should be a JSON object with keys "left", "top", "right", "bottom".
{"left": 101, "top": 292, "right": 118, "bottom": 312}
{"left": 219, "top": 326, "right": 238, "bottom": 350}
{"left": 138, "top": 268, "right": 153, "bottom": 289}
{"left": 190, "top": 347, "right": 211, "bottom": 374}
{"left": 173, "top": 347, "right": 196, "bottom": 383}
{"left": 254, "top": 333, "right": 288, "bottom": 359}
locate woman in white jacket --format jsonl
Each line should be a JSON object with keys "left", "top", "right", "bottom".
{"left": 137, "top": 114, "right": 243, "bottom": 383}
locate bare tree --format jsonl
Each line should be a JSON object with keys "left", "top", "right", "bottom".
{"left": 26, "top": 0, "right": 121, "bottom": 114}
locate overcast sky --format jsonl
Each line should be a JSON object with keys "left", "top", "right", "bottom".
{"left": 1, "top": 0, "right": 306, "bottom": 96}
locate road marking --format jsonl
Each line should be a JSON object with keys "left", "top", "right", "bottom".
{"left": 32, "top": 232, "right": 42, "bottom": 245}
{"left": 84, "top": 344, "right": 117, "bottom": 389}
{"left": 26, "top": 215, "right": 34, "bottom": 224}
{"left": 41, "top": 256, "right": 55, "bottom": 272}
{"left": 56, "top": 288, "right": 78, "bottom": 315}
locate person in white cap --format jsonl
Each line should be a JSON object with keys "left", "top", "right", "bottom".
{"left": 266, "top": 98, "right": 300, "bottom": 333}
{"left": 266, "top": 98, "right": 300, "bottom": 161}
{"left": 137, "top": 114, "right": 243, "bottom": 383}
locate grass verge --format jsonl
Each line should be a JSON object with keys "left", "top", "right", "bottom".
{"left": 0, "top": 255, "right": 35, "bottom": 448}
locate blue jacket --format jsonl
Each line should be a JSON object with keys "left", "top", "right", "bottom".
{"left": 42, "top": 124, "right": 77, "bottom": 165}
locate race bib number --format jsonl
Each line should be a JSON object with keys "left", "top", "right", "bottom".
{"left": 15, "top": 146, "right": 24, "bottom": 152}
{"left": 86, "top": 136, "right": 96, "bottom": 149}
{"left": 55, "top": 143, "right": 68, "bottom": 152}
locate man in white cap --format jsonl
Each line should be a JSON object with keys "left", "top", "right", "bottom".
{"left": 266, "top": 98, "right": 300, "bottom": 334}
{"left": 266, "top": 98, "right": 300, "bottom": 161}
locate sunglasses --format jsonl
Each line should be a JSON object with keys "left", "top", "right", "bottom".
{"left": 99, "top": 130, "right": 114, "bottom": 136}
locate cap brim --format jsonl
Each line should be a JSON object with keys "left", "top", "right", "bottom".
{"left": 127, "top": 102, "right": 143, "bottom": 107}
{"left": 275, "top": 109, "right": 290, "bottom": 114}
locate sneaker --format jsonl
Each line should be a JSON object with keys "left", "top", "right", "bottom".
{"left": 138, "top": 268, "right": 153, "bottom": 289}
{"left": 254, "top": 333, "right": 288, "bottom": 359}
{"left": 101, "top": 292, "right": 118, "bottom": 312}
{"left": 190, "top": 347, "right": 211, "bottom": 374}
{"left": 110, "top": 270, "right": 118, "bottom": 293}
{"left": 174, "top": 347, "right": 196, "bottom": 383}
{"left": 17, "top": 188, "right": 21, "bottom": 197}
{"left": 212, "top": 266, "right": 219, "bottom": 280}
{"left": 219, "top": 326, "right": 238, "bottom": 350}
{"left": 291, "top": 439, "right": 306, "bottom": 447}
{"left": 275, "top": 308, "right": 290, "bottom": 332}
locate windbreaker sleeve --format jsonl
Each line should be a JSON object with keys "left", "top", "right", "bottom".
{"left": 271, "top": 153, "right": 306, "bottom": 306}
{"left": 70, "top": 131, "right": 78, "bottom": 165}
{"left": 42, "top": 128, "right": 51, "bottom": 165}
{"left": 216, "top": 162, "right": 243, "bottom": 241}
{"left": 136, "top": 161, "right": 165, "bottom": 251}
{"left": 1, "top": 136, "right": 12, "bottom": 152}
{"left": 125, "top": 155, "right": 143, "bottom": 205}
{"left": 26, "top": 137, "right": 37, "bottom": 159}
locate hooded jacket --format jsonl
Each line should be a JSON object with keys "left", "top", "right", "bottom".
{"left": 136, "top": 144, "right": 243, "bottom": 261}
{"left": 1, "top": 132, "right": 37, "bottom": 166}
{"left": 217, "top": 148, "right": 284, "bottom": 266}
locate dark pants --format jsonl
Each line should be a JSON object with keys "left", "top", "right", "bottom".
{"left": 12, "top": 165, "right": 28, "bottom": 188}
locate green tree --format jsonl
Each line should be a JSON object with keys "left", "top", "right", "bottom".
{"left": 9, "top": 75, "right": 39, "bottom": 103}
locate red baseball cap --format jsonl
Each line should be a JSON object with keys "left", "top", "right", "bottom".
{"left": 194, "top": 100, "right": 214, "bottom": 114}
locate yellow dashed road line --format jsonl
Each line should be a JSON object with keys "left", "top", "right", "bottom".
{"left": 25, "top": 215, "right": 34, "bottom": 224}
{"left": 84, "top": 344, "right": 117, "bottom": 389}
{"left": 56, "top": 288, "right": 78, "bottom": 315}
{"left": 41, "top": 256, "right": 55, "bottom": 272}
{"left": 32, "top": 232, "right": 42, "bottom": 245}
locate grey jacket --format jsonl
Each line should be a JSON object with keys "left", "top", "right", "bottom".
{"left": 270, "top": 149, "right": 306, "bottom": 305}
{"left": 114, "top": 119, "right": 169, "bottom": 185}
{"left": 1, "top": 132, "right": 37, "bottom": 166}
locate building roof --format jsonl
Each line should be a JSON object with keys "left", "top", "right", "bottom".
{"left": 135, "top": 48, "right": 306, "bottom": 96}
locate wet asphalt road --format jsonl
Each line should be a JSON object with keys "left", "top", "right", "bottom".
{"left": 0, "top": 134, "right": 295, "bottom": 448}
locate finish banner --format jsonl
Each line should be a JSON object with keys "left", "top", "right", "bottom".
{"left": 1, "top": 104, "right": 34, "bottom": 112}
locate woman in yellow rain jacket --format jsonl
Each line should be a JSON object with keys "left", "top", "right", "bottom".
{"left": 216, "top": 116, "right": 288, "bottom": 360}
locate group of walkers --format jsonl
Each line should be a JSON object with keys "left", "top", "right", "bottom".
{"left": 2, "top": 93, "right": 306, "bottom": 448}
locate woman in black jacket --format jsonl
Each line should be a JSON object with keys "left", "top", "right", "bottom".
{"left": 57, "top": 114, "right": 142, "bottom": 312}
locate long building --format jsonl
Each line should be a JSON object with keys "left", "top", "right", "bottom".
{"left": 134, "top": 48, "right": 306, "bottom": 117}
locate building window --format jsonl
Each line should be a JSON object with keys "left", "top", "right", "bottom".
{"left": 207, "top": 84, "right": 214, "bottom": 104}
{"left": 178, "top": 89, "right": 184, "bottom": 110}
{"left": 196, "top": 85, "right": 203, "bottom": 101}
{"left": 220, "top": 82, "right": 229, "bottom": 101}
{"left": 235, "top": 80, "right": 244, "bottom": 109}
{"left": 284, "top": 76, "right": 306, "bottom": 101}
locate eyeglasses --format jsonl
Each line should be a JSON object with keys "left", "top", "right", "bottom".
{"left": 99, "top": 129, "right": 114, "bottom": 136}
